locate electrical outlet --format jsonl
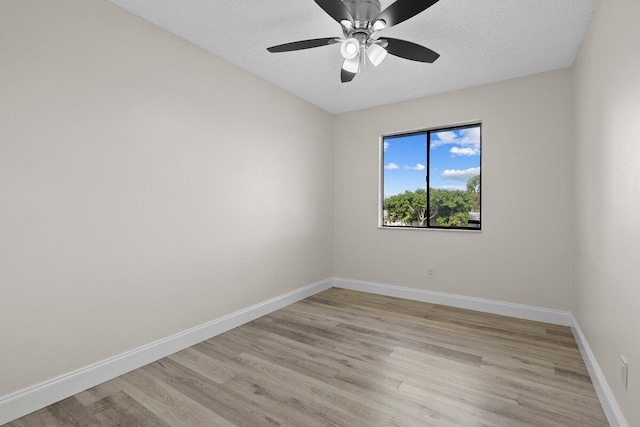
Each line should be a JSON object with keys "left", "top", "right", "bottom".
{"left": 427, "top": 267, "right": 435, "bottom": 279}
{"left": 620, "top": 356, "right": 628, "bottom": 390}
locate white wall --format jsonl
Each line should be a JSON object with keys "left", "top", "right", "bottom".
{"left": 0, "top": 0, "right": 334, "bottom": 398}
{"left": 334, "top": 69, "right": 574, "bottom": 310}
{"left": 573, "top": 0, "right": 640, "bottom": 424}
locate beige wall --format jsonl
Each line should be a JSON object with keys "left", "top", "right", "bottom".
{"left": 334, "top": 69, "right": 574, "bottom": 310}
{"left": 3, "top": 0, "right": 637, "bottom": 423}
{"left": 573, "top": 0, "right": 640, "bottom": 424}
{"left": 0, "top": 0, "right": 334, "bottom": 397}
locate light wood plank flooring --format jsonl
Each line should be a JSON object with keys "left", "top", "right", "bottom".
{"left": 6, "top": 288, "right": 608, "bottom": 426}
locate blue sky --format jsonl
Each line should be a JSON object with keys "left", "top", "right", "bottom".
{"left": 383, "top": 126, "right": 481, "bottom": 198}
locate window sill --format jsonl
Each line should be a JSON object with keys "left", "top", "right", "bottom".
{"left": 378, "top": 225, "right": 482, "bottom": 232}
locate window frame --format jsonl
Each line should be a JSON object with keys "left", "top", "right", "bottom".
{"left": 379, "top": 122, "right": 482, "bottom": 231}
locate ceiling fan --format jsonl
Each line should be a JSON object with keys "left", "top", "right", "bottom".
{"left": 266, "top": 0, "right": 441, "bottom": 83}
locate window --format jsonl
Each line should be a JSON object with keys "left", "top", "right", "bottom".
{"left": 381, "top": 123, "right": 481, "bottom": 230}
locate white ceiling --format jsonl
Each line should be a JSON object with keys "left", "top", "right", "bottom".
{"left": 108, "top": 0, "right": 598, "bottom": 114}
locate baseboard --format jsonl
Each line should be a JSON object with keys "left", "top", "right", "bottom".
{"left": 2, "top": 278, "right": 626, "bottom": 427}
{"left": 0, "top": 278, "right": 334, "bottom": 425}
{"left": 570, "top": 315, "right": 629, "bottom": 427}
{"left": 334, "top": 277, "right": 571, "bottom": 326}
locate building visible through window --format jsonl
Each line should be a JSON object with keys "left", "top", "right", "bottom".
{"left": 381, "top": 123, "right": 481, "bottom": 230}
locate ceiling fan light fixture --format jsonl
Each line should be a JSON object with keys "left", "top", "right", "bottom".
{"left": 371, "top": 19, "right": 386, "bottom": 31}
{"left": 342, "top": 56, "right": 360, "bottom": 74}
{"left": 340, "top": 38, "right": 360, "bottom": 60}
{"left": 367, "top": 43, "right": 387, "bottom": 66}
{"left": 340, "top": 19, "right": 353, "bottom": 30}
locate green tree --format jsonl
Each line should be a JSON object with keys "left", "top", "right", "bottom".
{"left": 429, "top": 189, "right": 472, "bottom": 227}
{"left": 409, "top": 188, "right": 428, "bottom": 226}
{"left": 384, "top": 189, "right": 428, "bottom": 226}
{"left": 384, "top": 191, "right": 415, "bottom": 225}
{"left": 385, "top": 188, "right": 473, "bottom": 227}
{"left": 466, "top": 175, "right": 480, "bottom": 211}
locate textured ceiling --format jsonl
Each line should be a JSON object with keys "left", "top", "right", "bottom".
{"left": 108, "top": 0, "right": 598, "bottom": 114}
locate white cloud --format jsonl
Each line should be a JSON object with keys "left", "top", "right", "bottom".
{"left": 441, "top": 167, "right": 480, "bottom": 181}
{"left": 434, "top": 131, "right": 457, "bottom": 142}
{"left": 384, "top": 163, "right": 399, "bottom": 170}
{"left": 431, "top": 126, "right": 481, "bottom": 149}
{"left": 460, "top": 127, "right": 480, "bottom": 146}
{"left": 450, "top": 146, "right": 479, "bottom": 156}
{"left": 404, "top": 163, "right": 425, "bottom": 170}
{"left": 383, "top": 141, "right": 389, "bottom": 151}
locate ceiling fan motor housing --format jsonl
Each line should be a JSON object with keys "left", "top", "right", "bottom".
{"left": 343, "top": 0, "right": 381, "bottom": 29}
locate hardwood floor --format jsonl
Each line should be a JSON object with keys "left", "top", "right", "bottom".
{"left": 6, "top": 288, "right": 608, "bottom": 426}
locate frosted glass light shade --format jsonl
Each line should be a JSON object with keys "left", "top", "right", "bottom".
{"left": 340, "top": 19, "right": 353, "bottom": 30}
{"left": 372, "top": 19, "right": 386, "bottom": 31}
{"left": 340, "top": 38, "right": 359, "bottom": 60}
{"left": 367, "top": 43, "right": 387, "bottom": 66}
{"left": 342, "top": 57, "right": 360, "bottom": 74}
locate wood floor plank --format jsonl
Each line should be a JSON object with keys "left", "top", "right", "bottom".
{"left": 86, "top": 390, "right": 170, "bottom": 427}
{"left": 142, "top": 358, "right": 281, "bottom": 427}
{"left": 222, "top": 361, "right": 371, "bottom": 427}
{"left": 9, "top": 397, "right": 101, "bottom": 427}
{"left": 302, "top": 297, "right": 584, "bottom": 366}
{"left": 221, "top": 375, "right": 344, "bottom": 427}
{"left": 6, "top": 288, "right": 608, "bottom": 426}
{"left": 167, "top": 347, "right": 236, "bottom": 384}
{"left": 115, "top": 369, "right": 236, "bottom": 427}
{"left": 334, "top": 322, "right": 484, "bottom": 367}
{"left": 231, "top": 352, "right": 381, "bottom": 426}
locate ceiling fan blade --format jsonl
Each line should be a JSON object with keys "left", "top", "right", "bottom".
{"left": 313, "top": 0, "right": 353, "bottom": 24}
{"left": 375, "top": 0, "right": 439, "bottom": 29}
{"left": 381, "top": 37, "right": 440, "bottom": 63}
{"left": 267, "top": 37, "right": 339, "bottom": 53}
{"left": 341, "top": 68, "right": 356, "bottom": 83}
{"left": 341, "top": 58, "right": 359, "bottom": 83}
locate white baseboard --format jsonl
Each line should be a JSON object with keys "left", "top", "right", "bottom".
{"left": 2, "top": 278, "right": 627, "bottom": 427}
{"left": 334, "top": 277, "right": 571, "bottom": 326}
{"left": 570, "top": 315, "right": 629, "bottom": 427}
{"left": 0, "top": 278, "right": 334, "bottom": 425}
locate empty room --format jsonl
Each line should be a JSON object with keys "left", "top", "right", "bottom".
{"left": 0, "top": 0, "right": 638, "bottom": 425}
